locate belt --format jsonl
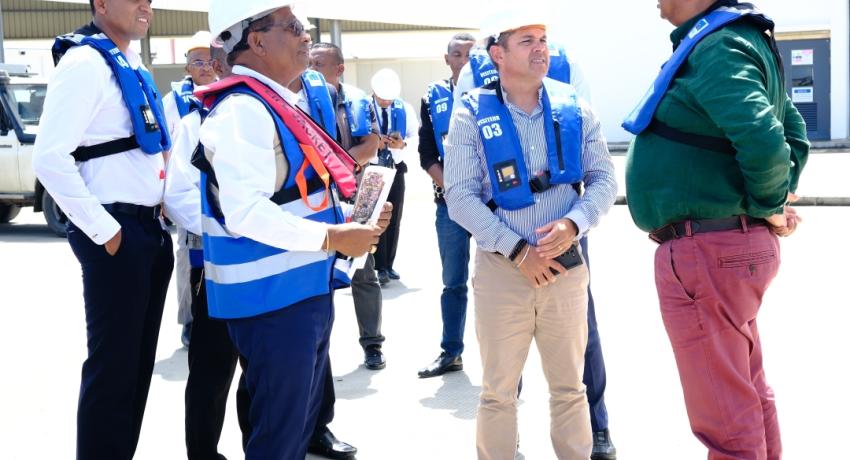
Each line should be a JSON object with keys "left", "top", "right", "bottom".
{"left": 649, "top": 216, "right": 766, "bottom": 244}
{"left": 102, "top": 202, "right": 162, "bottom": 221}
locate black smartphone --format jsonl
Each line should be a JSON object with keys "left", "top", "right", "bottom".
{"left": 550, "top": 244, "right": 583, "bottom": 275}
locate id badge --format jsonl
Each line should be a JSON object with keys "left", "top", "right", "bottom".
{"left": 140, "top": 105, "right": 160, "bottom": 133}
{"left": 493, "top": 159, "right": 522, "bottom": 193}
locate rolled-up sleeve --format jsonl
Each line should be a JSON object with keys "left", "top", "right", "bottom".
{"left": 444, "top": 105, "right": 523, "bottom": 257}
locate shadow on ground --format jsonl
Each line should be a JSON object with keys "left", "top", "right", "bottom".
{"left": 334, "top": 365, "right": 379, "bottom": 400}
{"left": 419, "top": 372, "right": 481, "bottom": 420}
{"left": 0, "top": 222, "right": 65, "bottom": 243}
{"left": 153, "top": 347, "right": 188, "bottom": 382}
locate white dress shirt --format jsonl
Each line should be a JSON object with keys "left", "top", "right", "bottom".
{"left": 198, "top": 65, "right": 328, "bottom": 252}
{"left": 370, "top": 98, "right": 419, "bottom": 165}
{"left": 163, "top": 111, "right": 203, "bottom": 236}
{"left": 32, "top": 44, "right": 166, "bottom": 245}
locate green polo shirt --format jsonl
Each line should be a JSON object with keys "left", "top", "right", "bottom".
{"left": 625, "top": 12, "right": 810, "bottom": 232}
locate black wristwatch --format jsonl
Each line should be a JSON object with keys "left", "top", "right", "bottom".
{"left": 508, "top": 239, "right": 528, "bottom": 262}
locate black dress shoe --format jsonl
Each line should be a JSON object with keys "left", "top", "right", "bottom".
{"left": 364, "top": 345, "right": 385, "bottom": 370}
{"left": 387, "top": 268, "right": 401, "bottom": 280}
{"left": 590, "top": 429, "right": 617, "bottom": 460}
{"left": 418, "top": 352, "right": 463, "bottom": 378}
{"left": 308, "top": 429, "right": 357, "bottom": 460}
{"left": 376, "top": 270, "right": 390, "bottom": 286}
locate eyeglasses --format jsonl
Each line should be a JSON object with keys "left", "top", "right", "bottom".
{"left": 188, "top": 59, "right": 214, "bottom": 69}
{"left": 253, "top": 17, "right": 306, "bottom": 37}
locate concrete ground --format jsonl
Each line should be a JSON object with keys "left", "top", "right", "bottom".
{"left": 1, "top": 153, "right": 848, "bottom": 459}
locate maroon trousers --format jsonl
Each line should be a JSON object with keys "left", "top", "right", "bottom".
{"left": 654, "top": 223, "right": 782, "bottom": 460}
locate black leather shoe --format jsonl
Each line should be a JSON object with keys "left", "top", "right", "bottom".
{"left": 364, "top": 345, "right": 385, "bottom": 370}
{"left": 308, "top": 429, "right": 357, "bottom": 460}
{"left": 418, "top": 352, "right": 463, "bottom": 378}
{"left": 377, "top": 270, "right": 390, "bottom": 286}
{"left": 387, "top": 268, "right": 401, "bottom": 280}
{"left": 591, "top": 429, "right": 617, "bottom": 460}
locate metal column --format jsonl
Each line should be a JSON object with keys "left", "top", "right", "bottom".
{"left": 0, "top": 2, "right": 6, "bottom": 63}
{"left": 330, "top": 19, "right": 342, "bottom": 47}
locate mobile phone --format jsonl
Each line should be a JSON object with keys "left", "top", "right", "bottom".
{"left": 550, "top": 244, "right": 583, "bottom": 275}
{"left": 388, "top": 131, "right": 402, "bottom": 140}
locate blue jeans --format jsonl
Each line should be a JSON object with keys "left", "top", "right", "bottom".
{"left": 436, "top": 201, "right": 471, "bottom": 357}
{"left": 580, "top": 236, "right": 609, "bottom": 432}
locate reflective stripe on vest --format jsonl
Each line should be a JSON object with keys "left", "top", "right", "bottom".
{"left": 622, "top": 4, "right": 773, "bottom": 135}
{"left": 52, "top": 33, "right": 171, "bottom": 154}
{"left": 200, "top": 85, "right": 345, "bottom": 320}
{"left": 469, "top": 43, "right": 572, "bottom": 88}
{"left": 171, "top": 77, "right": 199, "bottom": 119}
{"left": 342, "top": 83, "right": 373, "bottom": 138}
{"left": 301, "top": 71, "right": 338, "bottom": 140}
{"left": 462, "top": 78, "right": 582, "bottom": 211}
{"left": 427, "top": 80, "right": 453, "bottom": 159}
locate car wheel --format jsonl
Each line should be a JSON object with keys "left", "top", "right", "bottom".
{"left": 42, "top": 192, "right": 68, "bottom": 237}
{"left": 0, "top": 204, "right": 21, "bottom": 223}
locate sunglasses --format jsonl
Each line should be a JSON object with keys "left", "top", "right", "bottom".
{"left": 188, "top": 59, "right": 214, "bottom": 69}
{"left": 254, "top": 18, "right": 306, "bottom": 37}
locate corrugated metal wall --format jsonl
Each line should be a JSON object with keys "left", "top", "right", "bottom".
{"left": 2, "top": 0, "right": 455, "bottom": 39}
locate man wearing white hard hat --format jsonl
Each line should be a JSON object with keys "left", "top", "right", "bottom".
{"left": 201, "top": 1, "right": 391, "bottom": 458}
{"left": 163, "top": 30, "right": 218, "bottom": 350}
{"left": 370, "top": 68, "right": 419, "bottom": 290}
{"left": 452, "top": 10, "right": 618, "bottom": 460}
{"left": 444, "top": 3, "right": 617, "bottom": 459}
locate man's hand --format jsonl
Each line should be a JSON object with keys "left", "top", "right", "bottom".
{"left": 104, "top": 229, "right": 122, "bottom": 256}
{"left": 326, "top": 223, "right": 383, "bottom": 257}
{"left": 535, "top": 218, "right": 578, "bottom": 259}
{"left": 375, "top": 202, "right": 393, "bottom": 231}
{"left": 767, "top": 206, "right": 802, "bottom": 237}
{"left": 383, "top": 134, "right": 405, "bottom": 150}
{"left": 516, "top": 245, "right": 567, "bottom": 288}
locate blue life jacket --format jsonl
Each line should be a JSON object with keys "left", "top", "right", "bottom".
{"left": 373, "top": 99, "right": 408, "bottom": 138}
{"left": 171, "top": 76, "right": 203, "bottom": 119}
{"left": 53, "top": 26, "right": 171, "bottom": 157}
{"left": 341, "top": 83, "right": 373, "bottom": 137}
{"left": 462, "top": 78, "right": 583, "bottom": 211}
{"left": 199, "top": 83, "right": 347, "bottom": 320}
{"left": 623, "top": 3, "right": 775, "bottom": 135}
{"left": 301, "top": 70, "right": 338, "bottom": 140}
{"left": 427, "top": 79, "right": 453, "bottom": 159}
{"left": 469, "top": 43, "right": 572, "bottom": 88}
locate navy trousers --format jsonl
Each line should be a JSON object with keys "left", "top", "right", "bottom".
{"left": 580, "top": 237, "right": 609, "bottom": 432}
{"left": 68, "top": 213, "right": 173, "bottom": 460}
{"left": 226, "top": 295, "right": 334, "bottom": 460}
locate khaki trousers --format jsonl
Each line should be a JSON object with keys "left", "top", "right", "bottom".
{"left": 473, "top": 250, "right": 592, "bottom": 460}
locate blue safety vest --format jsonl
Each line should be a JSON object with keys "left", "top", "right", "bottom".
{"left": 341, "top": 83, "right": 373, "bottom": 137}
{"left": 427, "top": 79, "right": 453, "bottom": 159}
{"left": 373, "top": 99, "right": 408, "bottom": 138}
{"left": 171, "top": 77, "right": 203, "bottom": 119}
{"left": 463, "top": 78, "right": 583, "bottom": 211}
{"left": 301, "top": 70, "right": 338, "bottom": 140}
{"left": 53, "top": 29, "right": 171, "bottom": 154}
{"left": 623, "top": 3, "right": 774, "bottom": 135}
{"left": 199, "top": 84, "right": 346, "bottom": 320}
{"left": 469, "top": 43, "right": 572, "bottom": 88}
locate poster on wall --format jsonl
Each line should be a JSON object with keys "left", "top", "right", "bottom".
{"left": 791, "top": 49, "right": 814, "bottom": 66}
{"left": 792, "top": 87, "right": 814, "bottom": 103}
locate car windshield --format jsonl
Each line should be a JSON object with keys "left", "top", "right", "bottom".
{"left": 5, "top": 83, "right": 47, "bottom": 128}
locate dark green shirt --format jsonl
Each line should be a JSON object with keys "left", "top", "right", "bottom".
{"left": 625, "top": 11, "right": 810, "bottom": 232}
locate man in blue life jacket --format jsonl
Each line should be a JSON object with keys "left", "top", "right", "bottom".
{"left": 623, "top": 1, "right": 808, "bottom": 458}
{"left": 32, "top": 0, "right": 174, "bottom": 457}
{"left": 203, "top": 1, "right": 391, "bottom": 458}
{"left": 164, "top": 43, "right": 256, "bottom": 460}
{"left": 416, "top": 32, "right": 476, "bottom": 380}
{"left": 162, "top": 30, "right": 219, "bottom": 349}
{"left": 450, "top": 20, "right": 618, "bottom": 460}
{"left": 370, "top": 68, "right": 420, "bottom": 288}
{"left": 444, "top": 4, "right": 617, "bottom": 458}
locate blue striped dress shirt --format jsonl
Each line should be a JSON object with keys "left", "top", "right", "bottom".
{"left": 444, "top": 85, "right": 617, "bottom": 257}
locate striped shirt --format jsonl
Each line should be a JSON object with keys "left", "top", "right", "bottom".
{"left": 444, "top": 84, "right": 617, "bottom": 257}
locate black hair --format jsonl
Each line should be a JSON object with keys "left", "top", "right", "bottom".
{"left": 447, "top": 32, "right": 476, "bottom": 53}
{"left": 311, "top": 42, "right": 344, "bottom": 65}
{"left": 89, "top": 0, "right": 95, "bottom": 14}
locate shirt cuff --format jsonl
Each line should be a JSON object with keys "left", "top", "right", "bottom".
{"left": 565, "top": 208, "right": 591, "bottom": 239}
{"left": 80, "top": 212, "right": 122, "bottom": 245}
{"left": 300, "top": 219, "right": 332, "bottom": 252}
{"left": 497, "top": 232, "right": 524, "bottom": 259}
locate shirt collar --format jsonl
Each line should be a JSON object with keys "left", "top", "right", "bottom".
{"left": 499, "top": 83, "right": 544, "bottom": 116}
{"left": 231, "top": 65, "right": 299, "bottom": 106}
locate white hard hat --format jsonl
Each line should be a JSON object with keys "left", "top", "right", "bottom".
{"left": 297, "top": 14, "right": 316, "bottom": 32}
{"left": 208, "top": 0, "right": 302, "bottom": 53}
{"left": 479, "top": 1, "right": 551, "bottom": 39}
{"left": 371, "top": 68, "right": 401, "bottom": 101}
{"left": 185, "top": 31, "right": 213, "bottom": 55}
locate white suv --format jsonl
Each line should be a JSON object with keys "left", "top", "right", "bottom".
{"left": 0, "top": 64, "right": 67, "bottom": 236}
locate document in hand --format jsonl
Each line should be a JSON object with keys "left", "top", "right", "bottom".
{"left": 346, "top": 166, "right": 396, "bottom": 275}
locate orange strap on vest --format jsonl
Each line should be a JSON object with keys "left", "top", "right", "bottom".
{"left": 296, "top": 144, "right": 331, "bottom": 211}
